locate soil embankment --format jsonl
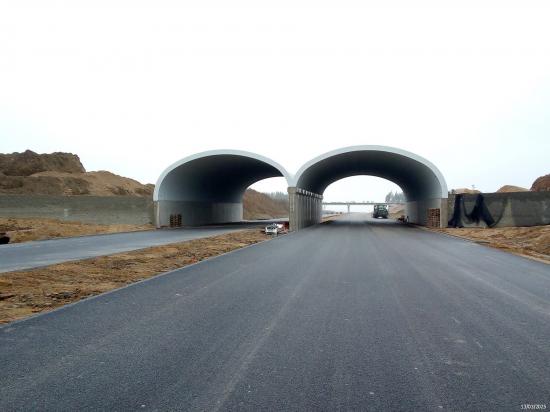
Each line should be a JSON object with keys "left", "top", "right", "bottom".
{"left": 0, "top": 151, "right": 153, "bottom": 197}
{"left": 531, "top": 174, "right": 550, "bottom": 192}
{"left": 496, "top": 185, "right": 529, "bottom": 193}
{"left": 0, "top": 217, "right": 152, "bottom": 243}
{"left": 434, "top": 226, "right": 549, "bottom": 263}
{"left": 243, "top": 189, "right": 288, "bottom": 220}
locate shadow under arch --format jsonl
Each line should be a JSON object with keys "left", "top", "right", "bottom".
{"left": 154, "top": 150, "right": 291, "bottom": 227}
{"left": 289, "top": 145, "right": 448, "bottom": 229}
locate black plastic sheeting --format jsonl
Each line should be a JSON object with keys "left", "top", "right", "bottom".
{"left": 448, "top": 194, "right": 502, "bottom": 228}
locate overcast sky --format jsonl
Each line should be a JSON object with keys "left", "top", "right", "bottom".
{"left": 1, "top": 1, "right": 549, "bottom": 202}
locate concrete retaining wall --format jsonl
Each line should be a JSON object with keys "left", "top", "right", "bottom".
{"left": 0, "top": 195, "right": 154, "bottom": 225}
{"left": 447, "top": 192, "right": 550, "bottom": 228}
{"left": 6, "top": 192, "right": 542, "bottom": 230}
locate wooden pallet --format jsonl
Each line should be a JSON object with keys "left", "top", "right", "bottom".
{"left": 169, "top": 214, "right": 182, "bottom": 227}
{"left": 427, "top": 208, "right": 441, "bottom": 228}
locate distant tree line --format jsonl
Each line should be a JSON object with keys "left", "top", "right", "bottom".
{"left": 266, "top": 191, "right": 288, "bottom": 201}
{"left": 385, "top": 191, "right": 405, "bottom": 203}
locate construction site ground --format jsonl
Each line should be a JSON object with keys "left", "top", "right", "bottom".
{"left": 432, "top": 225, "right": 549, "bottom": 263}
{"left": 323, "top": 214, "right": 549, "bottom": 263}
{"left": 0, "top": 229, "right": 271, "bottom": 324}
{"left": 1, "top": 217, "right": 547, "bottom": 325}
{"left": 0, "top": 217, "right": 153, "bottom": 243}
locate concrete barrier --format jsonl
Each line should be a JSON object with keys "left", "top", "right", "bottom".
{"left": 0, "top": 195, "right": 154, "bottom": 225}
{"left": 447, "top": 192, "right": 550, "bottom": 228}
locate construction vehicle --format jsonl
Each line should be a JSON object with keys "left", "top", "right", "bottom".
{"left": 372, "top": 204, "right": 389, "bottom": 219}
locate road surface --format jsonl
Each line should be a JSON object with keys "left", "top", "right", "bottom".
{"left": 1, "top": 214, "right": 549, "bottom": 410}
{"left": 0, "top": 220, "right": 284, "bottom": 273}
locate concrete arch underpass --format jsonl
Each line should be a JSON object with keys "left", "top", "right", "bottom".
{"left": 289, "top": 146, "right": 448, "bottom": 230}
{"left": 154, "top": 146, "right": 448, "bottom": 230}
{"left": 153, "top": 150, "right": 291, "bottom": 227}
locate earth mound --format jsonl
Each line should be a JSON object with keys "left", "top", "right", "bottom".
{"left": 0, "top": 150, "right": 285, "bottom": 216}
{"left": 531, "top": 174, "right": 550, "bottom": 192}
{"left": 0, "top": 150, "right": 85, "bottom": 176}
{"left": 0, "top": 151, "right": 153, "bottom": 197}
{"left": 243, "top": 189, "right": 288, "bottom": 220}
{"left": 452, "top": 188, "right": 481, "bottom": 194}
{"left": 496, "top": 185, "right": 529, "bottom": 193}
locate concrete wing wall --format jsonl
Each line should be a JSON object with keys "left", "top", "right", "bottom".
{"left": 0, "top": 195, "right": 154, "bottom": 225}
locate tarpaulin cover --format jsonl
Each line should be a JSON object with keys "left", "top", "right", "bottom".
{"left": 448, "top": 194, "right": 500, "bottom": 228}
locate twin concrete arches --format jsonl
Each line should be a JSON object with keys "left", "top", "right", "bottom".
{"left": 153, "top": 146, "right": 448, "bottom": 231}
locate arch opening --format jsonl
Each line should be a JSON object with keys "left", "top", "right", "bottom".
{"left": 322, "top": 175, "right": 405, "bottom": 214}
{"left": 244, "top": 177, "right": 289, "bottom": 220}
{"left": 154, "top": 146, "right": 448, "bottom": 231}
{"left": 323, "top": 175, "right": 405, "bottom": 202}
{"left": 154, "top": 150, "right": 291, "bottom": 227}
{"left": 289, "top": 146, "right": 448, "bottom": 230}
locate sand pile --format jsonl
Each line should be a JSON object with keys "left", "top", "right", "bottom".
{"left": 452, "top": 188, "right": 481, "bottom": 194}
{"left": 0, "top": 151, "right": 153, "bottom": 197}
{"left": 496, "top": 185, "right": 529, "bottom": 193}
{"left": 389, "top": 204, "right": 405, "bottom": 218}
{"left": 29, "top": 170, "right": 154, "bottom": 197}
{"left": 0, "top": 150, "right": 84, "bottom": 176}
{"left": 531, "top": 174, "right": 550, "bottom": 192}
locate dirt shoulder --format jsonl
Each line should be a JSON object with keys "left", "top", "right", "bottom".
{"left": 432, "top": 225, "right": 550, "bottom": 263}
{"left": 322, "top": 214, "right": 344, "bottom": 222}
{"left": 0, "top": 217, "right": 153, "bottom": 243}
{"left": 0, "top": 229, "right": 271, "bottom": 324}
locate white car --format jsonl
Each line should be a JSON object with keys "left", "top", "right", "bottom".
{"left": 265, "top": 224, "right": 280, "bottom": 235}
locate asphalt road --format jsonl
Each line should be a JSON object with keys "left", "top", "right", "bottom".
{"left": 0, "top": 220, "right": 284, "bottom": 273}
{"left": 1, "top": 214, "right": 549, "bottom": 411}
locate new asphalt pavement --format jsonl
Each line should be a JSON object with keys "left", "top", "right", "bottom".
{"left": 1, "top": 214, "right": 549, "bottom": 410}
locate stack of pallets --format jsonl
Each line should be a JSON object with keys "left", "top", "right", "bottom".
{"left": 427, "top": 208, "right": 441, "bottom": 228}
{"left": 169, "top": 214, "right": 182, "bottom": 227}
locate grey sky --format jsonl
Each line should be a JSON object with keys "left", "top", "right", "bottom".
{"left": 1, "top": 1, "right": 549, "bottom": 201}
